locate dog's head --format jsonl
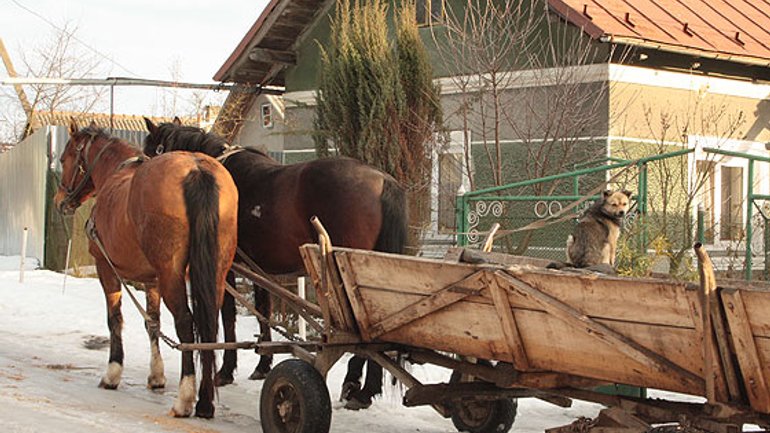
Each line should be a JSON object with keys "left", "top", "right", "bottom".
{"left": 601, "top": 190, "right": 633, "bottom": 218}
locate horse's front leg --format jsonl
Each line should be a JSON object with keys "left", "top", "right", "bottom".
{"left": 95, "top": 256, "right": 124, "bottom": 390}
{"left": 216, "top": 271, "right": 237, "bottom": 386}
{"left": 248, "top": 283, "right": 273, "bottom": 380}
{"left": 144, "top": 285, "right": 166, "bottom": 389}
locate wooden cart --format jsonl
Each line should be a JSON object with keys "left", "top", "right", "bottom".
{"left": 242, "top": 230, "right": 770, "bottom": 433}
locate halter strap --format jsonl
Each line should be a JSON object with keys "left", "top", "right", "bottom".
{"left": 60, "top": 133, "right": 118, "bottom": 211}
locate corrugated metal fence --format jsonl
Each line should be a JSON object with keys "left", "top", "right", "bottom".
{"left": 0, "top": 127, "right": 49, "bottom": 261}
{"left": 0, "top": 126, "right": 149, "bottom": 268}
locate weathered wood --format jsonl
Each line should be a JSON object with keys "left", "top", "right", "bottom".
{"left": 366, "top": 271, "right": 487, "bottom": 339}
{"left": 684, "top": 288, "right": 730, "bottom": 402}
{"left": 403, "top": 382, "right": 549, "bottom": 407}
{"left": 695, "top": 243, "right": 722, "bottom": 403}
{"left": 487, "top": 274, "right": 530, "bottom": 370}
{"left": 248, "top": 47, "right": 297, "bottom": 65}
{"left": 344, "top": 248, "right": 694, "bottom": 328}
{"left": 325, "top": 251, "right": 359, "bottom": 332}
{"left": 494, "top": 270, "right": 704, "bottom": 393}
{"left": 722, "top": 288, "right": 770, "bottom": 413}
{"left": 336, "top": 252, "right": 372, "bottom": 340}
{"left": 299, "top": 245, "right": 333, "bottom": 327}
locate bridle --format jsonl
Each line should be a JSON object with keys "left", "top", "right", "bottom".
{"left": 58, "top": 131, "right": 114, "bottom": 212}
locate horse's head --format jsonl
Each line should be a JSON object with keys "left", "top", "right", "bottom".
{"left": 54, "top": 119, "right": 101, "bottom": 215}
{"left": 143, "top": 117, "right": 229, "bottom": 158}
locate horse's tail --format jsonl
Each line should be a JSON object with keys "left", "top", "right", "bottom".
{"left": 374, "top": 176, "right": 408, "bottom": 255}
{"left": 182, "top": 168, "right": 220, "bottom": 379}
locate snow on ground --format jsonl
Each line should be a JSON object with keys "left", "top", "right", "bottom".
{"left": 0, "top": 254, "right": 680, "bottom": 432}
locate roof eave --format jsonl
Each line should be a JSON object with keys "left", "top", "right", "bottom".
{"left": 602, "top": 35, "right": 770, "bottom": 69}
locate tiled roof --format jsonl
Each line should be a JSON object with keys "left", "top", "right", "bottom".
{"left": 550, "top": 0, "right": 770, "bottom": 66}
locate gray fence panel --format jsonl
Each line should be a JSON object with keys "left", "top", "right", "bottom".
{"left": 0, "top": 127, "right": 49, "bottom": 261}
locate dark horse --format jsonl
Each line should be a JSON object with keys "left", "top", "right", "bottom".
{"left": 143, "top": 118, "right": 407, "bottom": 409}
{"left": 54, "top": 121, "right": 239, "bottom": 418}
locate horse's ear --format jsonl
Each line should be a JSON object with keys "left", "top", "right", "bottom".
{"left": 172, "top": 116, "right": 182, "bottom": 126}
{"left": 69, "top": 117, "right": 78, "bottom": 135}
{"left": 144, "top": 117, "right": 158, "bottom": 135}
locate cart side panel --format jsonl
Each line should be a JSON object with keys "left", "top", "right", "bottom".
{"left": 336, "top": 248, "right": 705, "bottom": 397}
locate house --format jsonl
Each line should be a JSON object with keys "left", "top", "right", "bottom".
{"left": 211, "top": 0, "right": 770, "bottom": 266}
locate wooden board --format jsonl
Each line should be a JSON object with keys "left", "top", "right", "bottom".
{"left": 299, "top": 246, "right": 770, "bottom": 413}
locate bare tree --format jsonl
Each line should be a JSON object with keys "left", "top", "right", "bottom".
{"left": 0, "top": 24, "right": 109, "bottom": 141}
{"left": 614, "top": 93, "right": 747, "bottom": 278}
{"left": 431, "top": 0, "right": 623, "bottom": 252}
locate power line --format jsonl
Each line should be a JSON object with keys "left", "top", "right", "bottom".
{"left": 8, "top": 0, "right": 139, "bottom": 76}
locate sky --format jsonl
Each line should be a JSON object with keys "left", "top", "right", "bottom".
{"left": 0, "top": 0, "right": 269, "bottom": 122}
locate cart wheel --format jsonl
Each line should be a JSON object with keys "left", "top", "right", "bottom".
{"left": 449, "top": 369, "right": 517, "bottom": 433}
{"left": 260, "top": 359, "right": 331, "bottom": 433}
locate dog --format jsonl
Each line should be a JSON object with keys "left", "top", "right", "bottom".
{"left": 548, "top": 190, "right": 632, "bottom": 273}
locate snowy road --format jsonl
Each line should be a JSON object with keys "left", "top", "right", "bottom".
{"left": 0, "top": 257, "right": 605, "bottom": 432}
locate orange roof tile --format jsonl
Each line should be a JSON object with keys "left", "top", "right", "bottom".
{"left": 550, "top": 0, "right": 770, "bottom": 66}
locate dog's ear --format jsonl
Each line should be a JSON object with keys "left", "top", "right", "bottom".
{"left": 621, "top": 190, "right": 634, "bottom": 199}
{"left": 603, "top": 190, "right": 612, "bottom": 199}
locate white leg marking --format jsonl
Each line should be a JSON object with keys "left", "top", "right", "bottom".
{"left": 170, "top": 375, "right": 196, "bottom": 417}
{"left": 147, "top": 344, "right": 166, "bottom": 389}
{"left": 99, "top": 361, "right": 123, "bottom": 389}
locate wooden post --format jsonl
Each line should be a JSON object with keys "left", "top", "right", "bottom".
{"left": 298, "top": 276, "right": 307, "bottom": 340}
{"left": 694, "top": 242, "right": 717, "bottom": 403}
{"left": 62, "top": 239, "right": 72, "bottom": 293}
{"left": 19, "top": 227, "right": 28, "bottom": 283}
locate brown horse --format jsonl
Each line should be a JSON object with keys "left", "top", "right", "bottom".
{"left": 54, "top": 121, "right": 238, "bottom": 418}
{"left": 143, "top": 118, "right": 407, "bottom": 409}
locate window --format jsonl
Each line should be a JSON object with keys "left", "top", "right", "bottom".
{"left": 416, "top": 0, "right": 443, "bottom": 26}
{"left": 261, "top": 103, "right": 273, "bottom": 129}
{"left": 720, "top": 166, "right": 743, "bottom": 241}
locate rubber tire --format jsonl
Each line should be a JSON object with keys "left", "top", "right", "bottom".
{"left": 260, "top": 359, "right": 332, "bottom": 433}
{"left": 449, "top": 370, "right": 517, "bottom": 433}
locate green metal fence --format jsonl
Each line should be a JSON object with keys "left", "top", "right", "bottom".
{"left": 455, "top": 148, "right": 693, "bottom": 256}
{"left": 456, "top": 146, "right": 770, "bottom": 281}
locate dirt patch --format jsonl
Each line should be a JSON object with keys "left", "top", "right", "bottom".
{"left": 82, "top": 335, "right": 110, "bottom": 350}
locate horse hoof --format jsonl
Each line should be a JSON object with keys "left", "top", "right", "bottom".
{"left": 98, "top": 379, "right": 118, "bottom": 390}
{"left": 343, "top": 392, "right": 372, "bottom": 411}
{"left": 215, "top": 373, "right": 234, "bottom": 387}
{"left": 147, "top": 376, "right": 166, "bottom": 389}
{"left": 195, "top": 401, "right": 215, "bottom": 419}
{"left": 340, "top": 381, "right": 360, "bottom": 402}
{"left": 248, "top": 368, "right": 268, "bottom": 381}
{"left": 169, "top": 407, "right": 192, "bottom": 418}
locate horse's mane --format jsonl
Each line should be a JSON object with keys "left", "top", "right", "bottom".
{"left": 156, "top": 123, "right": 229, "bottom": 157}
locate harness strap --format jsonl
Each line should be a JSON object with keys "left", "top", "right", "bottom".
{"left": 216, "top": 146, "right": 246, "bottom": 163}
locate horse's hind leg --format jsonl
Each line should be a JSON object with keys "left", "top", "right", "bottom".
{"left": 216, "top": 271, "right": 237, "bottom": 386}
{"left": 95, "top": 256, "right": 124, "bottom": 390}
{"left": 160, "top": 272, "right": 196, "bottom": 418}
{"left": 248, "top": 284, "right": 273, "bottom": 380}
{"left": 144, "top": 285, "right": 166, "bottom": 389}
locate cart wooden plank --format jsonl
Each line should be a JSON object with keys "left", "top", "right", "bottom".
{"left": 722, "top": 288, "right": 770, "bottom": 413}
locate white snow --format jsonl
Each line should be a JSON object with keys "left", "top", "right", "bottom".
{"left": 0, "top": 254, "right": 711, "bottom": 432}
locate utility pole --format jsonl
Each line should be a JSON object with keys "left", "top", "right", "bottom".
{"left": 0, "top": 38, "right": 32, "bottom": 117}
